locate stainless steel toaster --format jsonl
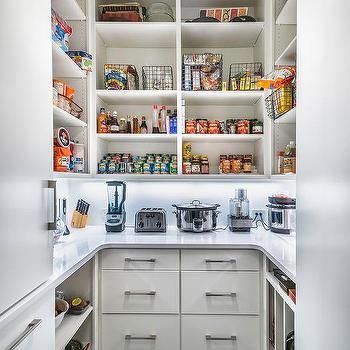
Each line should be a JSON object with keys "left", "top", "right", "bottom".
{"left": 135, "top": 208, "right": 167, "bottom": 233}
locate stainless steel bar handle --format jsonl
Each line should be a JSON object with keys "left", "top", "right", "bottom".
{"left": 206, "top": 335, "right": 237, "bottom": 341}
{"left": 205, "top": 292, "right": 237, "bottom": 297}
{"left": 125, "top": 290, "right": 156, "bottom": 296}
{"left": 125, "top": 334, "right": 157, "bottom": 340}
{"left": 6, "top": 319, "right": 42, "bottom": 350}
{"left": 205, "top": 259, "right": 236, "bottom": 263}
{"left": 125, "top": 258, "right": 156, "bottom": 262}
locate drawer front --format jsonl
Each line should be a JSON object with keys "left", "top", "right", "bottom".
{"left": 182, "top": 271, "right": 260, "bottom": 314}
{"left": 182, "top": 315, "right": 260, "bottom": 350}
{"left": 101, "top": 249, "right": 179, "bottom": 270}
{"left": 102, "top": 314, "right": 180, "bottom": 350}
{"left": 181, "top": 249, "right": 260, "bottom": 271}
{"left": 102, "top": 270, "right": 179, "bottom": 313}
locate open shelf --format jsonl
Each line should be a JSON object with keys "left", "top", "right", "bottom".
{"left": 96, "top": 90, "right": 177, "bottom": 105}
{"left": 53, "top": 106, "right": 87, "bottom": 127}
{"left": 271, "top": 174, "right": 296, "bottom": 180}
{"left": 96, "top": 22, "right": 176, "bottom": 48}
{"left": 274, "top": 107, "right": 296, "bottom": 124}
{"left": 276, "top": 0, "right": 297, "bottom": 24}
{"left": 97, "top": 134, "right": 177, "bottom": 142}
{"left": 275, "top": 36, "right": 296, "bottom": 66}
{"left": 52, "top": 41, "right": 86, "bottom": 78}
{"left": 55, "top": 306, "right": 93, "bottom": 350}
{"left": 182, "top": 91, "right": 264, "bottom": 106}
{"left": 182, "top": 134, "right": 263, "bottom": 142}
{"left": 53, "top": 172, "right": 90, "bottom": 179}
{"left": 51, "top": 0, "right": 85, "bottom": 20}
{"left": 181, "top": 22, "right": 264, "bottom": 48}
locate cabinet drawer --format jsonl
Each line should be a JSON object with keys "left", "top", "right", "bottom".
{"left": 182, "top": 271, "right": 260, "bottom": 314}
{"left": 102, "top": 270, "right": 179, "bottom": 313}
{"left": 102, "top": 314, "right": 180, "bottom": 350}
{"left": 182, "top": 315, "right": 260, "bottom": 350}
{"left": 101, "top": 249, "right": 179, "bottom": 270}
{"left": 181, "top": 249, "right": 260, "bottom": 271}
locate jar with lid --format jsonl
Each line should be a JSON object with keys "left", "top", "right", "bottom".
{"left": 243, "top": 155, "right": 252, "bottom": 173}
{"left": 119, "top": 117, "right": 127, "bottom": 133}
{"left": 232, "top": 158, "right": 241, "bottom": 174}
{"left": 200, "top": 155, "right": 209, "bottom": 174}
{"left": 236, "top": 120, "right": 250, "bottom": 134}
{"left": 251, "top": 119, "right": 263, "bottom": 134}
{"left": 191, "top": 155, "right": 201, "bottom": 174}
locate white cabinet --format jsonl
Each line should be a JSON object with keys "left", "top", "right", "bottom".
{"left": 0, "top": 291, "right": 54, "bottom": 350}
{"left": 101, "top": 314, "right": 180, "bottom": 350}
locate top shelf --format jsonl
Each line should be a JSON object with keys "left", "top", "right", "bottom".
{"left": 276, "top": 0, "right": 297, "bottom": 25}
{"left": 275, "top": 36, "right": 296, "bottom": 66}
{"left": 181, "top": 22, "right": 264, "bottom": 48}
{"left": 51, "top": 0, "right": 86, "bottom": 20}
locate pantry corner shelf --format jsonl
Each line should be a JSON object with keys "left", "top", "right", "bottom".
{"left": 274, "top": 107, "right": 296, "bottom": 124}
{"left": 51, "top": 0, "right": 86, "bottom": 20}
{"left": 55, "top": 305, "right": 93, "bottom": 350}
{"left": 276, "top": 0, "right": 297, "bottom": 25}
{"left": 52, "top": 41, "right": 86, "bottom": 79}
{"left": 96, "top": 22, "right": 176, "bottom": 48}
{"left": 96, "top": 90, "right": 177, "bottom": 105}
{"left": 275, "top": 36, "right": 296, "bottom": 66}
{"left": 53, "top": 106, "right": 87, "bottom": 127}
{"left": 96, "top": 133, "right": 177, "bottom": 143}
{"left": 181, "top": 22, "right": 264, "bottom": 48}
{"left": 182, "top": 134, "right": 264, "bottom": 143}
{"left": 182, "top": 90, "right": 265, "bottom": 106}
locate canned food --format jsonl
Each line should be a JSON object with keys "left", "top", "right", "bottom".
{"left": 183, "top": 162, "right": 192, "bottom": 174}
{"left": 170, "top": 162, "right": 177, "bottom": 174}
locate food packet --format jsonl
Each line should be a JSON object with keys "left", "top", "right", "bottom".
{"left": 257, "top": 66, "right": 295, "bottom": 89}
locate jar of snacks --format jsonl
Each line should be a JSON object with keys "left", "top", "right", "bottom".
{"left": 185, "top": 120, "right": 196, "bottom": 134}
{"left": 232, "top": 158, "right": 241, "bottom": 174}
{"left": 236, "top": 120, "right": 250, "bottom": 134}
{"left": 243, "top": 156, "right": 252, "bottom": 173}
{"left": 208, "top": 120, "right": 220, "bottom": 134}
{"left": 222, "top": 159, "right": 231, "bottom": 174}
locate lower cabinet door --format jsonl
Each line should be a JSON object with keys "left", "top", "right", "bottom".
{"left": 182, "top": 315, "right": 260, "bottom": 350}
{"left": 101, "top": 314, "right": 180, "bottom": 350}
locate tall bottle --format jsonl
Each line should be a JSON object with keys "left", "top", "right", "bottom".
{"left": 152, "top": 105, "right": 159, "bottom": 134}
{"left": 97, "top": 107, "right": 108, "bottom": 133}
{"left": 159, "top": 105, "right": 167, "bottom": 133}
{"left": 140, "top": 116, "right": 148, "bottom": 134}
{"left": 126, "top": 115, "right": 132, "bottom": 134}
{"left": 110, "top": 111, "right": 119, "bottom": 134}
{"left": 106, "top": 111, "right": 111, "bottom": 133}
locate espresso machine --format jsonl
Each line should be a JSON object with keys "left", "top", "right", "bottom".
{"left": 105, "top": 181, "right": 126, "bottom": 232}
{"left": 228, "top": 188, "right": 254, "bottom": 232}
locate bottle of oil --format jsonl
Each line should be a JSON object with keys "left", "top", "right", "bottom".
{"left": 140, "top": 116, "right": 148, "bottom": 134}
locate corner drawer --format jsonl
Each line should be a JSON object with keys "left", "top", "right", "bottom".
{"left": 182, "top": 271, "right": 260, "bottom": 314}
{"left": 102, "top": 314, "right": 180, "bottom": 350}
{"left": 101, "top": 249, "right": 179, "bottom": 270}
{"left": 181, "top": 249, "right": 260, "bottom": 271}
{"left": 182, "top": 315, "right": 260, "bottom": 350}
{"left": 102, "top": 270, "right": 179, "bottom": 313}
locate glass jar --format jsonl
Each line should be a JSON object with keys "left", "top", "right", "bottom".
{"left": 119, "top": 118, "right": 127, "bottom": 133}
{"left": 251, "top": 119, "right": 263, "bottom": 134}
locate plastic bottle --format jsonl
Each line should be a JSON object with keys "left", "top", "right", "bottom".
{"left": 160, "top": 105, "right": 167, "bottom": 133}
{"left": 152, "top": 105, "right": 159, "bottom": 133}
{"left": 97, "top": 107, "right": 108, "bottom": 133}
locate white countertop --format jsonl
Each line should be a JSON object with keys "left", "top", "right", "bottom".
{"left": 0, "top": 226, "right": 296, "bottom": 322}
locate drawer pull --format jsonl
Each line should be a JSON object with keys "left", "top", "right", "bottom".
{"left": 205, "top": 259, "right": 236, "bottom": 263}
{"left": 6, "top": 319, "right": 42, "bottom": 350}
{"left": 206, "top": 335, "right": 237, "bottom": 341}
{"left": 125, "top": 258, "right": 156, "bottom": 263}
{"left": 125, "top": 334, "right": 157, "bottom": 340}
{"left": 205, "top": 292, "right": 237, "bottom": 297}
{"left": 125, "top": 290, "right": 156, "bottom": 296}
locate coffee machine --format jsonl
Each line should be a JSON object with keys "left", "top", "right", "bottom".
{"left": 105, "top": 181, "right": 126, "bottom": 232}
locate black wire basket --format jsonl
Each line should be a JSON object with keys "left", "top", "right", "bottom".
{"left": 142, "top": 66, "right": 173, "bottom": 90}
{"left": 182, "top": 53, "right": 223, "bottom": 91}
{"left": 265, "top": 83, "right": 295, "bottom": 120}
{"left": 229, "top": 62, "right": 263, "bottom": 91}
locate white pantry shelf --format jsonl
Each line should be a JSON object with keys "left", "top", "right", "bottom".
{"left": 182, "top": 90, "right": 264, "bottom": 106}
{"left": 96, "top": 22, "right": 176, "bottom": 48}
{"left": 55, "top": 306, "right": 93, "bottom": 350}
{"left": 274, "top": 107, "right": 296, "bottom": 124}
{"left": 52, "top": 41, "right": 86, "bottom": 78}
{"left": 51, "top": 0, "right": 86, "bottom": 20}
{"left": 97, "top": 133, "right": 177, "bottom": 143}
{"left": 53, "top": 106, "right": 87, "bottom": 127}
{"left": 181, "top": 22, "right": 264, "bottom": 48}
{"left": 53, "top": 172, "right": 91, "bottom": 179}
{"left": 275, "top": 36, "right": 296, "bottom": 66}
{"left": 182, "top": 134, "right": 264, "bottom": 143}
{"left": 271, "top": 174, "right": 296, "bottom": 180}
{"left": 276, "top": 0, "right": 297, "bottom": 24}
{"left": 96, "top": 90, "right": 177, "bottom": 105}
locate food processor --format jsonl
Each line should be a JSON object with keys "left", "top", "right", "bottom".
{"left": 105, "top": 181, "right": 126, "bottom": 233}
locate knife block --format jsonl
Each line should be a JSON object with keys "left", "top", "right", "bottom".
{"left": 71, "top": 211, "right": 88, "bottom": 228}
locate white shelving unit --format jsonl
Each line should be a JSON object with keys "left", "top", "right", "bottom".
{"left": 275, "top": 36, "right": 296, "bottom": 66}
{"left": 53, "top": 106, "right": 87, "bottom": 127}
{"left": 276, "top": 0, "right": 297, "bottom": 25}
{"left": 52, "top": 0, "right": 86, "bottom": 20}
{"left": 55, "top": 306, "right": 93, "bottom": 350}
{"left": 97, "top": 133, "right": 177, "bottom": 142}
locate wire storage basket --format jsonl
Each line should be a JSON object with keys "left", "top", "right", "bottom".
{"left": 104, "top": 64, "right": 139, "bottom": 90}
{"left": 142, "top": 66, "right": 173, "bottom": 90}
{"left": 265, "top": 83, "right": 295, "bottom": 120}
{"left": 182, "top": 53, "right": 223, "bottom": 91}
{"left": 229, "top": 62, "right": 263, "bottom": 91}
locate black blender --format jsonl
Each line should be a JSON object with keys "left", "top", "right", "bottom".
{"left": 105, "top": 181, "right": 126, "bottom": 232}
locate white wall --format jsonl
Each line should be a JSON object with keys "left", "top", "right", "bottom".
{"left": 57, "top": 180, "right": 295, "bottom": 227}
